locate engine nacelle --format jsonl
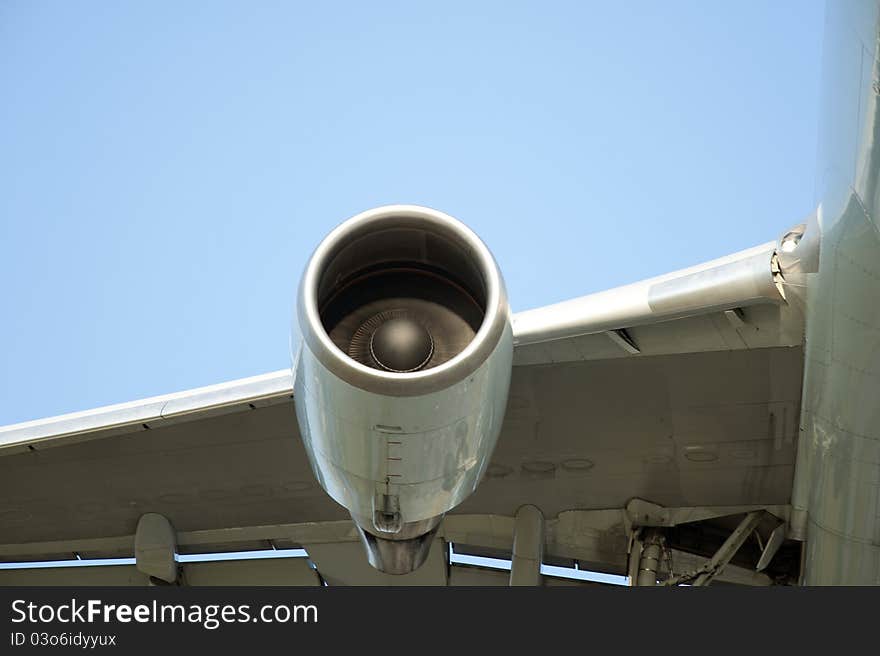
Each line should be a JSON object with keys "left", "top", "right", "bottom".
{"left": 293, "top": 205, "right": 513, "bottom": 574}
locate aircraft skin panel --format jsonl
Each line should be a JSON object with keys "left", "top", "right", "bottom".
{"left": 792, "top": 0, "right": 880, "bottom": 584}
{"left": 0, "top": 369, "right": 293, "bottom": 454}
{"left": 0, "top": 400, "right": 347, "bottom": 547}
{"left": 459, "top": 346, "right": 802, "bottom": 519}
{"left": 513, "top": 303, "right": 802, "bottom": 366}
{"left": 0, "top": 314, "right": 803, "bottom": 566}
{"left": 512, "top": 241, "right": 785, "bottom": 348}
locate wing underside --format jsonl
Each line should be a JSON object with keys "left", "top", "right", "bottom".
{"left": 0, "top": 238, "right": 809, "bottom": 584}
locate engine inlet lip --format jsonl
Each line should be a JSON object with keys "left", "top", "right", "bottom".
{"left": 297, "top": 204, "right": 510, "bottom": 397}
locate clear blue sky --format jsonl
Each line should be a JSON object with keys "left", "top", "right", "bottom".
{"left": 0, "top": 1, "right": 824, "bottom": 425}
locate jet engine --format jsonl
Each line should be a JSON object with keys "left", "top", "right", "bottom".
{"left": 293, "top": 205, "right": 513, "bottom": 574}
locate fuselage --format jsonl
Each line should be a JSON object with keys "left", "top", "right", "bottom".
{"left": 792, "top": 0, "right": 880, "bottom": 584}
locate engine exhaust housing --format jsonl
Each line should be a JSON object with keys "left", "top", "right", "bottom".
{"left": 293, "top": 205, "right": 513, "bottom": 573}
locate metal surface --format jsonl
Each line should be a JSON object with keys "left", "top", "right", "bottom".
{"left": 775, "top": 211, "right": 821, "bottom": 277}
{"left": 0, "top": 222, "right": 807, "bottom": 581}
{"left": 467, "top": 346, "right": 802, "bottom": 516}
{"left": 668, "top": 549, "right": 773, "bottom": 587}
{"left": 664, "top": 511, "right": 764, "bottom": 586}
{"left": 303, "top": 539, "right": 449, "bottom": 586}
{"left": 513, "top": 278, "right": 804, "bottom": 368}
{"left": 0, "top": 369, "right": 293, "bottom": 453}
{"left": 0, "top": 398, "right": 346, "bottom": 550}
{"left": 134, "top": 514, "right": 177, "bottom": 584}
{"left": 791, "top": 0, "right": 880, "bottom": 584}
{"left": 635, "top": 529, "right": 664, "bottom": 586}
{"left": 297, "top": 205, "right": 511, "bottom": 397}
{"left": 626, "top": 533, "right": 642, "bottom": 584}
{"left": 294, "top": 205, "right": 514, "bottom": 572}
{"left": 354, "top": 514, "right": 442, "bottom": 574}
{"left": 691, "top": 511, "right": 764, "bottom": 586}
{"left": 0, "top": 507, "right": 791, "bottom": 582}
{"left": 294, "top": 330, "right": 513, "bottom": 533}
{"left": 509, "top": 505, "right": 544, "bottom": 586}
{"left": 513, "top": 242, "right": 784, "bottom": 348}
{"left": 0, "top": 345, "right": 802, "bottom": 562}
{"left": 756, "top": 522, "right": 787, "bottom": 572}
{"left": 13, "top": 0, "right": 878, "bottom": 587}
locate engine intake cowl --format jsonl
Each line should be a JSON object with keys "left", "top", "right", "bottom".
{"left": 293, "top": 205, "right": 513, "bottom": 574}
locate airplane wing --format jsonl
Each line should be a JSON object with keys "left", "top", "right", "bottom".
{"left": 0, "top": 221, "right": 813, "bottom": 586}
